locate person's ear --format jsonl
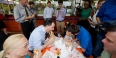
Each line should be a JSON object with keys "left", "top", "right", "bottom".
{"left": 46, "top": 25, "right": 49, "bottom": 28}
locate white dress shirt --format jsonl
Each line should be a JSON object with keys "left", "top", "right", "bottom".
{"left": 43, "top": 7, "right": 54, "bottom": 19}
{"left": 14, "top": 3, "right": 32, "bottom": 23}
{"left": 89, "top": 10, "right": 99, "bottom": 28}
{"left": 29, "top": 25, "right": 46, "bottom": 51}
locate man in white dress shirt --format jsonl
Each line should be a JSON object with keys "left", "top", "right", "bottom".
{"left": 43, "top": 1, "right": 54, "bottom": 20}
{"left": 29, "top": 19, "right": 55, "bottom": 52}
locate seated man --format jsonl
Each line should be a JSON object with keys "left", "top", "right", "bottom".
{"left": 29, "top": 19, "right": 55, "bottom": 52}
{"left": 101, "top": 25, "right": 116, "bottom": 58}
{"left": 65, "top": 24, "right": 93, "bottom": 57}
{"left": 76, "top": 25, "right": 93, "bottom": 57}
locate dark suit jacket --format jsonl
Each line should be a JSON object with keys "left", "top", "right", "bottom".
{"left": 0, "top": 30, "right": 7, "bottom": 51}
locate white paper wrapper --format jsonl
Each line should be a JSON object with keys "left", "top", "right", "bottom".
{"left": 71, "top": 48, "right": 85, "bottom": 58}
{"left": 54, "top": 39, "right": 64, "bottom": 49}
{"left": 42, "top": 50, "right": 59, "bottom": 58}
{"left": 60, "top": 45, "right": 72, "bottom": 58}
{"left": 43, "top": 38, "right": 85, "bottom": 58}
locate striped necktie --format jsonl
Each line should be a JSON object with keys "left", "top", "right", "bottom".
{"left": 24, "top": 6, "right": 31, "bottom": 23}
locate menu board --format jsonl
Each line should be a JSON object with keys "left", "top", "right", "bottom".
{"left": 41, "top": 0, "right": 53, "bottom": 1}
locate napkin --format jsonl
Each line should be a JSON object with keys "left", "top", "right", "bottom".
{"left": 54, "top": 39, "right": 72, "bottom": 58}
{"left": 42, "top": 50, "right": 50, "bottom": 58}
{"left": 44, "top": 36, "right": 61, "bottom": 47}
{"left": 71, "top": 48, "right": 85, "bottom": 58}
{"left": 48, "top": 51, "right": 57, "bottom": 58}
{"left": 44, "top": 36, "right": 62, "bottom": 44}
{"left": 43, "top": 38, "right": 85, "bottom": 58}
{"left": 73, "top": 42, "right": 82, "bottom": 48}
{"left": 42, "top": 50, "right": 57, "bottom": 58}
{"left": 55, "top": 36, "right": 63, "bottom": 41}
{"left": 54, "top": 39, "right": 64, "bottom": 49}
{"left": 60, "top": 46, "right": 70, "bottom": 58}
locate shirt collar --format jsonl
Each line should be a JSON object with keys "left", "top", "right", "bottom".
{"left": 18, "top": 3, "right": 25, "bottom": 8}
{"left": 47, "top": 7, "right": 52, "bottom": 8}
{"left": 41, "top": 25, "right": 46, "bottom": 33}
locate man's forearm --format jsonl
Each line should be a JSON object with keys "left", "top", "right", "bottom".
{"left": 55, "top": 11, "right": 58, "bottom": 18}
{"left": 42, "top": 42, "right": 52, "bottom": 50}
{"left": 96, "top": 17, "right": 101, "bottom": 23}
{"left": 24, "top": 15, "right": 33, "bottom": 20}
{"left": 42, "top": 37, "right": 54, "bottom": 50}
{"left": 60, "top": 12, "right": 65, "bottom": 18}
{"left": 42, "top": 43, "right": 49, "bottom": 50}
{"left": 24, "top": 16, "right": 30, "bottom": 20}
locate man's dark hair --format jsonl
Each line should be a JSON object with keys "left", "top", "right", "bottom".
{"left": 98, "top": 0, "right": 105, "bottom": 4}
{"left": 29, "top": 1, "right": 34, "bottom": 5}
{"left": 58, "top": 0, "right": 63, "bottom": 4}
{"left": 106, "top": 25, "right": 116, "bottom": 32}
{"left": 43, "top": 19, "right": 54, "bottom": 26}
{"left": 67, "top": 24, "right": 79, "bottom": 35}
{"left": 47, "top": 1, "right": 51, "bottom": 4}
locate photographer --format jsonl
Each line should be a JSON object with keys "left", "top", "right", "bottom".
{"left": 55, "top": 0, "right": 66, "bottom": 35}
{"left": 94, "top": 0, "right": 116, "bottom": 58}
{"left": 88, "top": 0, "right": 105, "bottom": 51}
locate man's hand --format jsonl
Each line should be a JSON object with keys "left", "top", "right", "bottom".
{"left": 48, "top": 31, "right": 55, "bottom": 44}
{"left": 96, "top": 17, "right": 101, "bottom": 24}
{"left": 31, "top": 14, "right": 35, "bottom": 18}
{"left": 42, "top": 31, "right": 55, "bottom": 50}
{"left": 33, "top": 49, "right": 42, "bottom": 58}
{"left": 28, "top": 15, "right": 33, "bottom": 19}
{"left": 59, "top": 10, "right": 62, "bottom": 13}
{"left": 59, "top": 9, "right": 65, "bottom": 18}
{"left": 49, "top": 31, "right": 54, "bottom": 38}
{"left": 88, "top": 19, "right": 96, "bottom": 26}
{"left": 81, "top": 48, "right": 86, "bottom": 53}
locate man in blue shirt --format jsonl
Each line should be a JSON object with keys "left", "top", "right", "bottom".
{"left": 96, "top": 0, "right": 116, "bottom": 23}
{"left": 94, "top": 0, "right": 116, "bottom": 58}
{"left": 43, "top": 1, "right": 54, "bottom": 20}
{"left": 65, "top": 24, "right": 93, "bottom": 57}
{"left": 55, "top": 1, "right": 66, "bottom": 34}
{"left": 76, "top": 26, "right": 93, "bottom": 57}
{"left": 29, "top": 19, "right": 55, "bottom": 52}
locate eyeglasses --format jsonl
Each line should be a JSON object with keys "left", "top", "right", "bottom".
{"left": 23, "top": 43, "right": 29, "bottom": 48}
{"left": 17, "top": 43, "right": 29, "bottom": 49}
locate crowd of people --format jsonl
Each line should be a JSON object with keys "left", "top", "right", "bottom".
{"left": 0, "top": 0, "right": 116, "bottom": 58}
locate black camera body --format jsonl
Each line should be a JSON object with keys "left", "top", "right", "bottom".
{"left": 95, "top": 22, "right": 110, "bottom": 33}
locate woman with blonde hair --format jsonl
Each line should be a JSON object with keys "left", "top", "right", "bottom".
{"left": 0, "top": 34, "right": 41, "bottom": 58}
